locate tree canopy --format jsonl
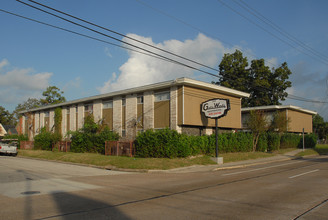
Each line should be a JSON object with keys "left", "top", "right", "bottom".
{"left": 40, "top": 86, "right": 66, "bottom": 106}
{"left": 14, "top": 86, "right": 66, "bottom": 121}
{"left": 313, "top": 114, "right": 328, "bottom": 140}
{"left": 0, "top": 106, "right": 15, "bottom": 126}
{"left": 215, "top": 50, "right": 292, "bottom": 107}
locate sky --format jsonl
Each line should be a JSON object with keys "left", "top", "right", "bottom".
{"left": 1, "top": 0, "right": 328, "bottom": 120}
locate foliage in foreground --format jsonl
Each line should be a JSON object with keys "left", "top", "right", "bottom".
{"left": 135, "top": 128, "right": 317, "bottom": 158}
{"left": 68, "top": 114, "right": 119, "bottom": 154}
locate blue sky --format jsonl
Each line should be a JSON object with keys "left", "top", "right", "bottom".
{"left": 1, "top": 0, "right": 328, "bottom": 120}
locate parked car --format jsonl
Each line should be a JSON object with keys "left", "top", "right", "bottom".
{"left": 0, "top": 139, "right": 18, "bottom": 156}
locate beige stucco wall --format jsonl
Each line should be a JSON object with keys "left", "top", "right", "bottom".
{"left": 182, "top": 86, "right": 242, "bottom": 129}
{"left": 287, "top": 109, "right": 313, "bottom": 133}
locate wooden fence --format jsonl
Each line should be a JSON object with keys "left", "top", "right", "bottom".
{"left": 105, "top": 141, "right": 135, "bottom": 157}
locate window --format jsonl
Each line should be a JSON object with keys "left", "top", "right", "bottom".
{"left": 137, "top": 96, "right": 144, "bottom": 104}
{"left": 44, "top": 111, "right": 49, "bottom": 117}
{"left": 103, "top": 100, "right": 113, "bottom": 109}
{"left": 84, "top": 104, "right": 93, "bottom": 113}
{"left": 155, "top": 91, "right": 170, "bottom": 102}
{"left": 122, "top": 98, "right": 126, "bottom": 106}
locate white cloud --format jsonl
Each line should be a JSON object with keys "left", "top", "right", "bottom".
{"left": 0, "top": 59, "right": 52, "bottom": 110}
{"left": 97, "top": 33, "right": 228, "bottom": 93}
{"left": 265, "top": 57, "right": 278, "bottom": 70}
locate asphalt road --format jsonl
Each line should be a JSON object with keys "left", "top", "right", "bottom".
{"left": 0, "top": 155, "right": 327, "bottom": 220}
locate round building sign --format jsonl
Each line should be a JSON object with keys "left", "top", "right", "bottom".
{"left": 201, "top": 98, "right": 230, "bottom": 119}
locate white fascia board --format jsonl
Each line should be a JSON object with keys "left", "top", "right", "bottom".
{"left": 241, "top": 105, "right": 317, "bottom": 115}
{"left": 20, "top": 77, "right": 249, "bottom": 114}
{"left": 174, "top": 78, "right": 250, "bottom": 98}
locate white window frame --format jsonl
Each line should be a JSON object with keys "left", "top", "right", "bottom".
{"left": 103, "top": 100, "right": 113, "bottom": 109}
{"left": 154, "top": 91, "right": 170, "bottom": 102}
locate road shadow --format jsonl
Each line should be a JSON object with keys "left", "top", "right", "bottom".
{"left": 39, "top": 192, "right": 131, "bottom": 220}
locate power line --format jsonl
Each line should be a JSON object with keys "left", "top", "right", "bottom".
{"left": 235, "top": 0, "right": 328, "bottom": 63}
{"left": 8, "top": 1, "right": 328, "bottom": 106}
{"left": 21, "top": 0, "right": 219, "bottom": 73}
{"left": 0, "top": 9, "right": 178, "bottom": 64}
{"left": 217, "top": 0, "right": 328, "bottom": 66}
{"left": 133, "top": 0, "right": 278, "bottom": 68}
{"left": 15, "top": 0, "right": 220, "bottom": 78}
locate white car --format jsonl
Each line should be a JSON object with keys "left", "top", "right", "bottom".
{"left": 0, "top": 139, "right": 18, "bottom": 156}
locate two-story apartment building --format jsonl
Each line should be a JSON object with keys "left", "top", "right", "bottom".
{"left": 18, "top": 78, "right": 250, "bottom": 140}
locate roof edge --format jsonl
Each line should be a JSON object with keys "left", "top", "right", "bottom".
{"left": 20, "top": 77, "right": 250, "bottom": 113}
{"left": 241, "top": 105, "right": 317, "bottom": 115}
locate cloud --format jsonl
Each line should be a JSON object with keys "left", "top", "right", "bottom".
{"left": 0, "top": 59, "right": 52, "bottom": 109}
{"left": 283, "top": 61, "right": 328, "bottom": 120}
{"left": 104, "top": 47, "right": 112, "bottom": 58}
{"left": 97, "top": 33, "right": 228, "bottom": 93}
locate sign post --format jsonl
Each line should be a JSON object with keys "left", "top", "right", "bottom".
{"left": 201, "top": 98, "right": 230, "bottom": 164}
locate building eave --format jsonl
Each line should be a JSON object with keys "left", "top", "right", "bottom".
{"left": 20, "top": 77, "right": 250, "bottom": 114}
{"left": 241, "top": 105, "right": 317, "bottom": 115}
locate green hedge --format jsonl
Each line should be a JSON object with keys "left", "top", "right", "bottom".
{"left": 300, "top": 133, "right": 317, "bottom": 149}
{"left": 135, "top": 129, "right": 317, "bottom": 158}
{"left": 280, "top": 133, "right": 301, "bottom": 149}
{"left": 135, "top": 129, "right": 253, "bottom": 158}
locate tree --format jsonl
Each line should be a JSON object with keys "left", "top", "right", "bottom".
{"left": 313, "top": 114, "right": 328, "bottom": 140}
{"left": 0, "top": 106, "right": 15, "bottom": 126}
{"left": 246, "top": 110, "right": 269, "bottom": 152}
{"left": 14, "top": 98, "right": 42, "bottom": 123}
{"left": 216, "top": 49, "right": 250, "bottom": 93}
{"left": 40, "top": 86, "right": 66, "bottom": 106}
{"left": 14, "top": 86, "right": 66, "bottom": 121}
{"left": 269, "top": 111, "right": 290, "bottom": 133}
{"left": 216, "top": 50, "right": 292, "bottom": 107}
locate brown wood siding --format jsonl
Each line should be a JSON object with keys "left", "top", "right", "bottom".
{"left": 288, "top": 109, "right": 313, "bottom": 133}
{"left": 178, "top": 86, "right": 183, "bottom": 125}
{"left": 122, "top": 106, "right": 126, "bottom": 130}
{"left": 66, "top": 114, "right": 70, "bottom": 131}
{"left": 183, "top": 86, "right": 242, "bottom": 129}
{"left": 103, "top": 108, "right": 113, "bottom": 130}
{"left": 24, "top": 117, "right": 28, "bottom": 134}
{"left": 44, "top": 117, "right": 50, "bottom": 132}
{"left": 76, "top": 113, "right": 78, "bottom": 130}
{"left": 154, "top": 101, "right": 170, "bottom": 128}
{"left": 137, "top": 104, "right": 143, "bottom": 129}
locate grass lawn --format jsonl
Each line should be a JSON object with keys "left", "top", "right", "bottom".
{"left": 17, "top": 148, "right": 298, "bottom": 170}
{"left": 296, "top": 144, "right": 328, "bottom": 157}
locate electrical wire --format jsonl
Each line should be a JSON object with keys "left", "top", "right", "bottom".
{"left": 15, "top": 0, "right": 219, "bottom": 78}
{"left": 237, "top": 0, "right": 328, "bottom": 62}
{"left": 217, "top": 0, "right": 328, "bottom": 66}
{"left": 6, "top": 2, "right": 328, "bottom": 106}
{"left": 23, "top": 0, "right": 220, "bottom": 73}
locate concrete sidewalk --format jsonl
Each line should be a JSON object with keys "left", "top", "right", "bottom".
{"left": 149, "top": 149, "right": 304, "bottom": 173}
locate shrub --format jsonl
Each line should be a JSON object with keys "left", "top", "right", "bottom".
{"left": 69, "top": 115, "right": 119, "bottom": 154}
{"left": 267, "top": 132, "right": 281, "bottom": 151}
{"left": 299, "top": 134, "right": 317, "bottom": 149}
{"left": 256, "top": 134, "right": 268, "bottom": 152}
{"left": 34, "top": 127, "right": 60, "bottom": 150}
{"left": 280, "top": 133, "right": 301, "bottom": 149}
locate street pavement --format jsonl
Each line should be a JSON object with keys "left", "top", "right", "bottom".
{"left": 1, "top": 150, "right": 327, "bottom": 219}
